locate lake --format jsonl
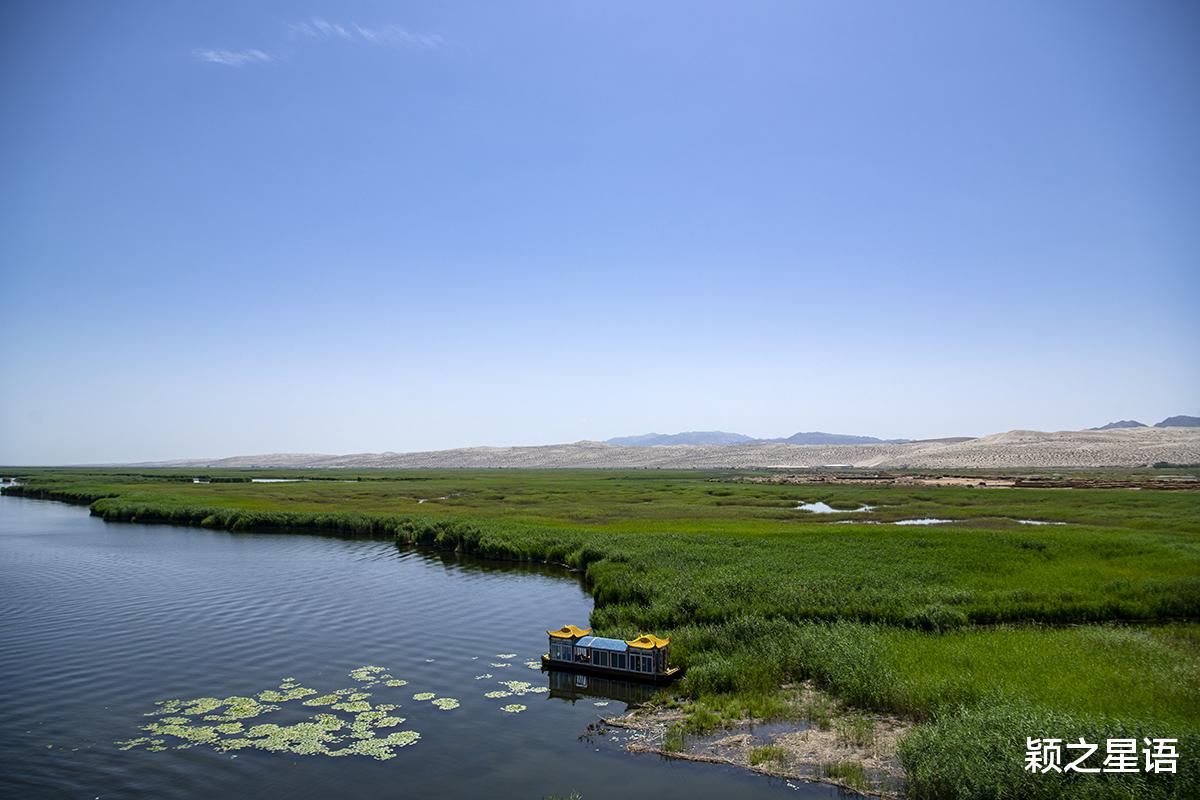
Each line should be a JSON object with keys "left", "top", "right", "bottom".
{"left": 0, "top": 494, "right": 837, "bottom": 799}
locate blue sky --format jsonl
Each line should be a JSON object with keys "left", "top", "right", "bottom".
{"left": 1, "top": 1, "right": 1197, "bottom": 463}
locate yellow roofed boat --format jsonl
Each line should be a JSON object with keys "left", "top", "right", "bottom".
{"left": 541, "top": 624, "right": 680, "bottom": 684}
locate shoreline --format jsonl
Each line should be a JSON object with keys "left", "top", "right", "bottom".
{"left": 599, "top": 681, "right": 910, "bottom": 798}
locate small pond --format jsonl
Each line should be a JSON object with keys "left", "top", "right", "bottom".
{"left": 794, "top": 502, "right": 875, "bottom": 514}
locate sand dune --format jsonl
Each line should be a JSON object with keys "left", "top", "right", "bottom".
{"left": 138, "top": 427, "right": 1200, "bottom": 470}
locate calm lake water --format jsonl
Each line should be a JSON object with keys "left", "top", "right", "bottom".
{"left": 0, "top": 494, "right": 838, "bottom": 799}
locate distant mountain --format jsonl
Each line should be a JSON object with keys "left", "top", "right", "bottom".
{"left": 774, "top": 431, "right": 909, "bottom": 445}
{"left": 127, "top": 426, "right": 1200, "bottom": 470}
{"left": 1155, "top": 415, "right": 1200, "bottom": 428}
{"left": 605, "top": 431, "right": 759, "bottom": 447}
{"left": 1092, "top": 420, "right": 1148, "bottom": 430}
{"left": 605, "top": 430, "right": 909, "bottom": 446}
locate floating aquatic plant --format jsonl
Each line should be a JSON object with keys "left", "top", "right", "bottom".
{"left": 117, "top": 666, "right": 429, "bottom": 761}
{"left": 141, "top": 721, "right": 221, "bottom": 746}
{"left": 500, "top": 704, "right": 527, "bottom": 713}
{"left": 313, "top": 714, "right": 345, "bottom": 731}
{"left": 116, "top": 736, "right": 165, "bottom": 751}
{"left": 349, "top": 713, "right": 383, "bottom": 739}
{"left": 242, "top": 722, "right": 343, "bottom": 755}
{"left": 495, "top": 653, "right": 517, "bottom": 659}
{"left": 181, "top": 697, "right": 223, "bottom": 716}
{"left": 382, "top": 731, "right": 420, "bottom": 747}
{"left": 257, "top": 686, "right": 317, "bottom": 703}
{"left": 430, "top": 698, "right": 459, "bottom": 710}
{"left": 203, "top": 696, "right": 279, "bottom": 722}
{"left": 213, "top": 737, "right": 256, "bottom": 752}
{"left": 150, "top": 699, "right": 184, "bottom": 716}
{"left": 483, "top": 690, "right": 512, "bottom": 699}
{"left": 327, "top": 731, "right": 420, "bottom": 760}
{"left": 473, "top": 674, "right": 493, "bottom": 680}
{"left": 497, "top": 680, "right": 549, "bottom": 696}
{"left": 345, "top": 712, "right": 404, "bottom": 740}
{"left": 490, "top": 663, "right": 511, "bottom": 668}
{"left": 525, "top": 661, "right": 542, "bottom": 670}
{"left": 500, "top": 680, "right": 531, "bottom": 692}
{"left": 348, "top": 666, "right": 387, "bottom": 683}
{"left": 331, "top": 701, "right": 372, "bottom": 713}
{"left": 412, "top": 692, "right": 436, "bottom": 701}
{"left": 384, "top": 679, "right": 408, "bottom": 687}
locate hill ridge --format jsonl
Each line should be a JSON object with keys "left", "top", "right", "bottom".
{"left": 129, "top": 427, "right": 1200, "bottom": 470}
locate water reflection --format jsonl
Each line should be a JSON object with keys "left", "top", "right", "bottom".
{"left": 545, "top": 669, "right": 661, "bottom": 706}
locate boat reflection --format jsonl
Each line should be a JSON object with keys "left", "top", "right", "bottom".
{"left": 544, "top": 668, "right": 662, "bottom": 706}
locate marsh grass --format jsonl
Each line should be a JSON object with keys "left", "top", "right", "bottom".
{"left": 899, "top": 701, "right": 1199, "bottom": 800}
{"left": 7, "top": 468, "right": 1199, "bottom": 799}
{"left": 663, "top": 723, "right": 686, "bottom": 753}
{"left": 821, "top": 761, "right": 870, "bottom": 791}
{"left": 836, "top": 715, "right": 876, "bottom": 749}
{"left": 748, "top": 743, "right": 789, "bottom": 765}
{"left": 802, "top": 694, "right": 837, "bottom": 731}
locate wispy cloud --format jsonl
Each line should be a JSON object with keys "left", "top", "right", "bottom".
{"left": 192, "top": 48, "right": 274, "bottom": 68}
{"left": 289, "top": 18, "right": 444, "bottom": 50}
{"left": 193, "top": 18, "right": 443, "bottom": 68}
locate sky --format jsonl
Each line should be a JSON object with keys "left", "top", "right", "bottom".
{"left": 1, "top": 1, "right": 1198, "bottom": 464}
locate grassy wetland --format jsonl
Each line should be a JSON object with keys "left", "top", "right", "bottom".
{"left": 4, "top": 467, "right": 1198, "bottom": 799}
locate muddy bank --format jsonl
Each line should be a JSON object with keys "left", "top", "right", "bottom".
{"left": 600, "top": 682, "right": 911, "bottom": 798}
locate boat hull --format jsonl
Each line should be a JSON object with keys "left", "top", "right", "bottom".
{"left": 541, "top": 654, "right": 681, "bottom": 685}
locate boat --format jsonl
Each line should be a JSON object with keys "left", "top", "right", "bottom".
{"left": 541, "top": 624, "right": 681, "bottom": 685}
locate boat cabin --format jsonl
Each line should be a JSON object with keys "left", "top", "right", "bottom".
{"left": 542, "top": 625, "right": 679, "bottom": 684}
